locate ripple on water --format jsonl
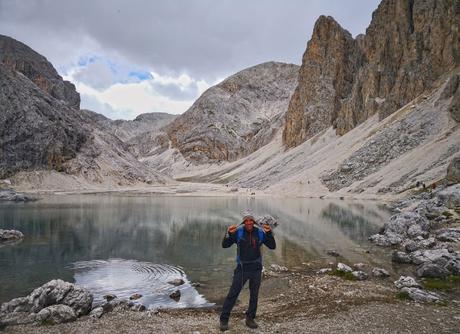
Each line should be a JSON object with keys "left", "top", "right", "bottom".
{"left": 70, "top": 259, "right": 213, "bottom": 309}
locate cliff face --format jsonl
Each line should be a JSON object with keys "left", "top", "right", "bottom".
{"left": 0, "top": 36, "right": 169, "bottom": 186}
{"left": 165, "top": 62, "right": 299, "bottom": 163}
{"left": 282, "top": 16, "right": 362, "bottom": 147}
{"left": 0, "top": 35, "right": 80, "bottom": 109}
{"left": 283, "top": 0, "right": 460, "bottom": 148}
{"left": 0, "top": 63, "right": 89, "bottom": 178}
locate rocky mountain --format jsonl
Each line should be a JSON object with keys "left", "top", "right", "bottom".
{"left": 0, "top": 35, "right": 169, "bottom": 189}
{"left": 283, "top": 0, "right": 460, "bottom": 148}
{"left": 163, "top": 62, "right": 299, "bottom": 163}
{"left": 85, "top": 111, "right": 176, "bottom": 142}
{"left": 0, "top": 62, "right": 89, "bottom": 179}
{"left": 0, "top": 34, "right": 80, "bottom": 109}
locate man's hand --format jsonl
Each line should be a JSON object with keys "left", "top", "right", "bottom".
{"left": 227, "top": 225, "right": 237, "bottom": 234}
{"left": 262, "top": 223, "right": 271, "bottom": 233}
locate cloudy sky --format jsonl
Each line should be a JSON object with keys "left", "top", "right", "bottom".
{"left": 0, "top": 0, "right": 380, "bottom": 120}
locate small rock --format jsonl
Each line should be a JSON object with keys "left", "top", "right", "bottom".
{"left": 372, "top": 268, "right": 390, "bottom": 278}
{"left": 269, "top": 264, "right": 288, "bottom": 272}
{"left": 129, "top": 294, "right": 142, "bottom": 300}
{"left": 337, "top": 263, "right": 352, "bottom": 273}
{"left": 392, "top": 251, "right": 412, "bottom": 264}
{"left": 103, "top": 294, "right": 116, "bottom": 302}
{"left": 394, "top": 276, "right": 421, "bottom": 289}
{"left": 436, "top": 228, "right": 460, "bottom": 242}
{"left": 353, "top": 263, "right": 366, "bottom": 270}
{"left": 191, "top": 282, "right": 202, "bottom": 287}
{"left": 416, "top": 262, "right": 450, "bottom": 278}
{"left": 0, "top": 229, "right": 24, "bottom": 242}
{"left": 169, "top": 290, "right": 181, "bottom": 302}
{"left": 326, "top": 249, "right": 340, "bottom": 257}
{"left": 316, "top": 268, "right": 332, "bottom": 274}
{"left": 130, "top": 304, "right": 146, "bottom": 312}
{"left": 36, "top": 305, "right": 77, "bottom": 324}
{"left": 400, "top": 287, "right": 440, "bottom": 303}
{"left": 404, "top": 240, "right": 419, "bottom": 253}
{"left": 89, "top": 307, "right": 104, "bottom": 319}
{"left": 351, "top": 271, "right": 368, "bottom": 281}
{"left": 168, "top": 278, "right": 185, "bottom": 286}
{"left": 437, "top": 184, "right": 460, "bottom": 209}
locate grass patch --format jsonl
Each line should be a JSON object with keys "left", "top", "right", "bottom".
{"left": 442, "top": 210, "right": 453, "bottom": 218}
{"left": 422, "top": 275, "right": 460, "bottom": 291}
{"left": 327, "top": 269, "right": 357, "bottom": 281}
{"left": 396, "top": 291, "right": 411, "bottom": 301}
{"left": 40, "top": 319, "right": 55, "bottom": 326}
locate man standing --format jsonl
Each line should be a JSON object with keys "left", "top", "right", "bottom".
{"left": 219, "top": 213, "right": 276, "bottom": 331}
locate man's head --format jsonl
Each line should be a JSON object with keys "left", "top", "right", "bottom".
{"left": 242, "top": 213, "right": 256, "bottom": 232}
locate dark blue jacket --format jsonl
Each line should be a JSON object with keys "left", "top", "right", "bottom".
{"left": 222, "top": 226, "right": 276, "bottom": 271}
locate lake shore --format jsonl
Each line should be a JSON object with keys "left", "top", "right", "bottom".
{"left": 3, "top": 268, "right": 459, "bottom": 334}
{"left": 12, "top": 180, "right": 400, "bottom": 204}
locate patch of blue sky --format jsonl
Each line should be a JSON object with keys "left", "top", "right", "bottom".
{"left": 128, "top": 70, "right": 153, "bottom": 81}
{"left": 77, "top": 55, "right": 99, "bottom": 67}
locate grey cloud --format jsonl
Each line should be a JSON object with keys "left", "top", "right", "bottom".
{"left": 81, "top": 94, "right": 136, "bottom": 120}
{"left": 151, "top": 81, "right": 199, "bottom": 101}
{"left": 0, "top": 0, "right": 380, "bottom": 82}
{"left": 73, "top": 61, "right": 118, "bottom": 91}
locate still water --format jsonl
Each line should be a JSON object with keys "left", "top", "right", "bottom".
{"left": 0, "top": 195, "right": 390, "bottom": 308}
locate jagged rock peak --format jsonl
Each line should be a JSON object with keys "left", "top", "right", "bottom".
{"left": 283, "top": 16, "right": 361, "bottom": 148}
{"left": 0, "top": 34, "right": 80, "bottom": 109}
{"left": 283, "top": 0, "right": 460, "bottom": 149}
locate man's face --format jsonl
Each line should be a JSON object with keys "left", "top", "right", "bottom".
{"left": 244, "top": 219, "right": 254, "bottom": 232}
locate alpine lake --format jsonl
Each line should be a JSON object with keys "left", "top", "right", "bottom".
{"left": 0, "top": 194, "right": 392, "bottom": 309}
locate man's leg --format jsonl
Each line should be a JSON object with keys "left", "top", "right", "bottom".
{"left": 246, "top": 270, "right": 262, "bottom": 320}
{"left": 220, "top": 267, "right": 247, "bottom": 322}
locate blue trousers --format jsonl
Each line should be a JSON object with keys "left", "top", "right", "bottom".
{"left": 220, "top": 266, "right": 262, "bottom": 321}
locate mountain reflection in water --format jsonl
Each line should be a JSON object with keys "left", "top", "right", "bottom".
{"left": 0, "top": 195, "right": 390, "bottom": 305}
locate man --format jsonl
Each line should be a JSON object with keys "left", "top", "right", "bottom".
{"left": 219, "top": 213, "right": 276, "bottom": 331}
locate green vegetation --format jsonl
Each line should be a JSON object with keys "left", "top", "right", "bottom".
{"left": 40, "top": 319, "right": 55, "bottom": 326}
{"left": 327, "top": 269, "right": 357, "bottom": 281}
{"left": 441, "top": 210, "right": 453, "bottom": 218}
{"left": 395, "top": 291, "right": 411, "bottom": 301}
{"left": 422, "top": 275, "right": 460, "bottom": 291}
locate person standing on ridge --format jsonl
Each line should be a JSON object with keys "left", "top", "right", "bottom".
{"left": 219, "top": 213, "right": 276, "bottom": 331}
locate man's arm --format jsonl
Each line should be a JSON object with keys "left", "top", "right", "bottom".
{"left": 263, "top": 230, "right": 276, "bottom": 249}
{"left": 222, "top": 226, "right": 237, "bottom": 248}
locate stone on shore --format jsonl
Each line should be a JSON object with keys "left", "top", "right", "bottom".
{"left": 436, "top": 228, "right": 460, "bottom": 242}
{"left": 0, "top": 229, "right": 24, "bottom": 242}
{"left": 337, "top": 263, "right": 352, "bottom": 273}
{"left": 169, "top": 290, "right": 181, "bottom": 302}
{"left": 36, "top": 305, "right": 77, "bottom": 324}
{"left": 372, "top": 268, "right": 390, "bottom": 278}
{"left": 168, "top": 278, "right": 185, "bottom": 286}
{"left": 326, "top": 250, "right": 340, "bottom": 257}
{"left": 392, "top": 251, "right": 412, "bottom": 264}
{"left": 0, "top": 189, "right": 36, "bottom": 202}
{"left": 416, "top": 262, "right": 450, "bottom": 278}
{"left": 400, "top": 287, "right": 440, "bottom": 303}
{"left": 394, "top": 276, "right": 421, "bottom": 289}
{"left": 0, "top": 279, "right": 92, "bottom": 326}
{"left": 129, "top": 294, "right": 142, "bottom": 300}
{"left": 446, "top": 157, "right": 460, "bottom": 185}
{"left": 351, "top": 271, "right": 368, "bottom": 281}
{"left": 437, "top": 184, "right": 460, "bottom": 209}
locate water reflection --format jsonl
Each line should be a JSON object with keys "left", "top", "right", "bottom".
{"left": 0, "top": 195, "right": 390, "bottom": 305}
{"left": 71, "top": 259, "right": 211, "bottom": 309}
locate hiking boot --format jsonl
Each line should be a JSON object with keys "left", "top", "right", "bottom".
{"left": 245, "top": 317, "right": 258, "bottom": 329}
{"left": 219, "top": 320, "right": 229, "bottom": 331}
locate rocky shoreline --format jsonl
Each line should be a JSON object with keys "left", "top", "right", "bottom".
{"left": 1, "top": 265, "right": 459, "bottom": 334}
{"left": 0, "top": 189, "right": 37, "bottom": 202}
